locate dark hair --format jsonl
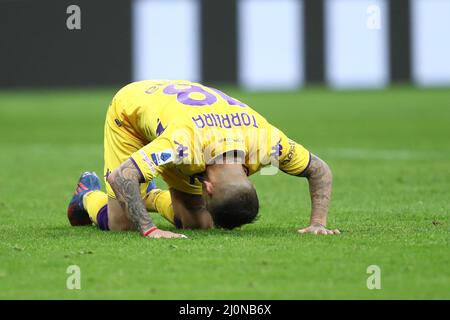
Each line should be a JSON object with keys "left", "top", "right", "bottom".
{"left": 208, "top": 184, "right": 259, "bottom": 230}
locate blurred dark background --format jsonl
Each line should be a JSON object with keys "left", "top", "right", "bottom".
{"left": 0, "top": 0, "right": 449, "bottom": 90}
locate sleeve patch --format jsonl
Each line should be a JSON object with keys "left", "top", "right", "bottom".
{"left": 139, "top": 150, "right": 157, "bottom": 173}
{"left": 150, "top": 149, "right": 174, "bottom": 165}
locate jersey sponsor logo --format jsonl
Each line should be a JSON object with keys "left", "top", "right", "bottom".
{"left": 151, "top": 149, "right": 174, "bottom": 166}
{"left": 218, "top": 137, "right": 244, "bottom": 144}
{"left": 139, "top": 150, "right": 157, "bottom": 173}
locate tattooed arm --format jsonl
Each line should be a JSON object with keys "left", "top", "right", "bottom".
{"left": 298, "top": 154, "right": 340, "bottom": 235}
{"left": 107, "top": 158, "right": 186, "bottom": 238}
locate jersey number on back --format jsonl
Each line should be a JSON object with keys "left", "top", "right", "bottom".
{"left": 162, "top": 84, "right": 246, "bottom": 108}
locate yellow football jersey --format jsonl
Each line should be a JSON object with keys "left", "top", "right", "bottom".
{"left": 105, "top": 80, "right": 310, "bottom": 196}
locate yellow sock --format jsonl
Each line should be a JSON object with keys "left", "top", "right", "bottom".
{"left": 83, "top": 190, "right": 108, "bottom": 224}
{"left": 144, "top": 189, "right": 175, "bottom": 224}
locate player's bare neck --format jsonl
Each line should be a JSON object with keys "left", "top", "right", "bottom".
{"left": 206, "top": 163, "right": 247, "bottom": 184}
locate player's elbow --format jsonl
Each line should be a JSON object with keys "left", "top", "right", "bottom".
{"left": 107, "top": 159, "right": 143, "bottom": 187}
{"left": 306, "top": 155, "right": 332, "bottom": 183}
{"left": 318, "top": 161, "right": 333, "bottom": 190}
{"left": 318, "top": 158, "right": 332, "bottom": 181}
{"left": 106, "top": 169, "right": 118, "bottom": 186}
{"left": 106, "top": 167, "right": 128, "bottom": 187}
{"left": 322, "top": 159, "right": 332, "bottom": 180}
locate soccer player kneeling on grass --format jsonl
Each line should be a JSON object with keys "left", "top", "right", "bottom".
{"left": 67, "top": 80, "right": 340, "bottom": 238}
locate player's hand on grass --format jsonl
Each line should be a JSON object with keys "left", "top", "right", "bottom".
{"left": 145, "top": 228, "right": 187, "bottom": 239}
{"left": 298, "top": 223, "right": 340, "bottom": 235}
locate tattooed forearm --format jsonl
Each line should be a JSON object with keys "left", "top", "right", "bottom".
{"left": 107, "top": 159, "right": 154, "bottom": 233}
{"left": 300, "top": 154, "right": 332, "bottom": 226}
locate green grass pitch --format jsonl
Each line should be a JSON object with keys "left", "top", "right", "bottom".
{"left": 0, "top": 87, "right": 449, "bottom": 299}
